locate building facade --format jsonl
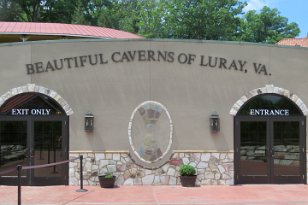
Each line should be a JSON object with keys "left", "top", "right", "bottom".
{"left": 0, "top": 39, "right": 307, "bottom": 186}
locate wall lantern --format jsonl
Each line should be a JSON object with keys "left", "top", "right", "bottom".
{"left": 85, "top": 112, "right": 94, "bottom": 132}
{"left": 210, "top": 112, "right": 220, "bottom": 132}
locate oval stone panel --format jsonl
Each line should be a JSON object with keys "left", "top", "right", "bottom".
{"left": 128, "top": 101, "right": 173, "bottom": 168}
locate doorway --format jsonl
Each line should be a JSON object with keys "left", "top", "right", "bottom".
{"left": 0, "top": 93, "right": 68, "bottom": 185}
{"left": 234, "top": 94, "right": 306, "bottom": 184}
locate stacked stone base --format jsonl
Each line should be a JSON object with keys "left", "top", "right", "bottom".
{"left": 69, "top": 151, "right": 234, "bottom": 186}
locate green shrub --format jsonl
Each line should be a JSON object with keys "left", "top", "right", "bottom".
{"left": 104, "top": 172, "right": 113, "bottom": 179}
{"left": 179, "top": 164, "right": 196, "bottom": 176}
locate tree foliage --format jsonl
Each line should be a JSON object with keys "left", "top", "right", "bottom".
{"left": 0, "top": 0, "right": 301, "bottom": 43}
{"left": 0, "top": 0, "right": 23, "bottom": 21}
{"left": 109, "top": 0, "right": 167, "bottom": 38}
{"left": 164, "top": 0, "right": 246, "bottom": 40}
{"left": 238, "top": 6, "right": 300, "bottom": 43}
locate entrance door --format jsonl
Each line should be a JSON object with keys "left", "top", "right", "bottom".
{"left": 234, "top": 93, "right": 306, "bottom": 184}
{"left": 272, "top": 119, "right": 305, "bottom": 183}
{"left": 236, "top": 119, "right": 269, "bottom": 183}
{"left": 235, "top": 117, "right": 306, "bottom": 184}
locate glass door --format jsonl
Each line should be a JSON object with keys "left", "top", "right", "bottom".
{"left": 31, "top": 119, "right": 67, "bottom": 185}
{"left": 236, "top": 119, "right": 270, "bottom": 183}
{"left": 235, "top": 93, "right": 306, "bottom": 184}
{"left": 0, "top": 120, "right": 30, "bottom": 185}
{"left": 271, "top": 119, "right": 305, "bottom": 183}
{"left": 235, "top": 117, "right": 306, "bottom": 184}
{"left": 0, "top": 93, "right": 69, "bottom": 186}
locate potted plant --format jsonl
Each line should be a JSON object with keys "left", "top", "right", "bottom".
{"left": 179, "top": 164, "right": 197, "bottom": 187}
{"left": 98, "top": 172, "right": 116, "bottom": 188}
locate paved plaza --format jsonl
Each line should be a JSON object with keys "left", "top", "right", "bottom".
{"left": 0, "top": 185, "right": 308, "bottom": 205}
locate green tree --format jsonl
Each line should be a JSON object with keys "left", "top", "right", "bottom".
{"left": 116, "top": 0, "right": 166, "bottom": 38}
{"left": 71, "top": 0, "right": 90, "bottom": 25}
{"left": 13, "top": 0, "right": 42, "bottom": 22}
{"left": 109, "top": 0, "right": 246, "bottom": 39}
{"left": 0, "top": 0, "right": 79, "bottom": 23}
{"left": 75, "top": 0, "right": 112, "bottom": 26}
{"left": 113, "top": 0, "right": 147, "bottom": 34}
{"left": 97, "top": 2, "right": 120, "bottom": 29}
{"left": 163, "top": 0, "right": 246, "bottom": 40}
{"left": 0, "top": 0, "right": 301, "bottom": 43}
{"left": 41, "top": 0, "right": 78, "bottom": 23}
{"left": 0, "top": 0, "right": 23, "bottom": 21}
{"left": 238, "top": 6, "right": 300, "bottom": 43}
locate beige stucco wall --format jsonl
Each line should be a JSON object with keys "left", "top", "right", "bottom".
{"left": 0, "top": 39, "right": 307, "bottom": 152}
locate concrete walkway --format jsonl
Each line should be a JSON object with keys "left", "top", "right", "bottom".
{"left": 0, "top": 185, "right": 308, "bottom": 205}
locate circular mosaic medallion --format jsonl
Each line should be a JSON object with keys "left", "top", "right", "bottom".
{"left": 128, "top": 101, "right": 173, "bottom": 168}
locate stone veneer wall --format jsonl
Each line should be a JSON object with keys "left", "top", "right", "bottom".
{"left": 69, "top": 151, "right": 234, "bottom": 186}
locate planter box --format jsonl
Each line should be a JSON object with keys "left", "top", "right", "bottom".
{"left": 98, "top": 175, "right": 116, "bottom": 188}
{"left": 180, "top": 175, "right": 197, "bottom": 187}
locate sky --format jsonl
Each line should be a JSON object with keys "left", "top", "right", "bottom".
{"left": 244, "top": 0, "right": 308, "bottom": 38}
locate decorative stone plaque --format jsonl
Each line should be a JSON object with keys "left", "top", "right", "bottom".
{"left": 128, "top": 101, "right": 173, "bottom": 168}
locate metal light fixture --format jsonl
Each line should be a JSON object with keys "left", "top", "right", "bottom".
{"left": 210, "top": 112, "right": 220, "bottom": 132}
{"left": 85, "top": 112, "right": 94, "bottom": 132}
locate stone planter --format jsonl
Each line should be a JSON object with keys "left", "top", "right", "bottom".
{"left": 180, "top": 175, "right": 197, "bottom": 187}
{"left": 98, "top": 175, "right": 116, "bottom": 188}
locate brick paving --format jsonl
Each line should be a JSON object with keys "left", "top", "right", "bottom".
{"left": 0, "top": 185, "right": 308, "bottom": 205}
